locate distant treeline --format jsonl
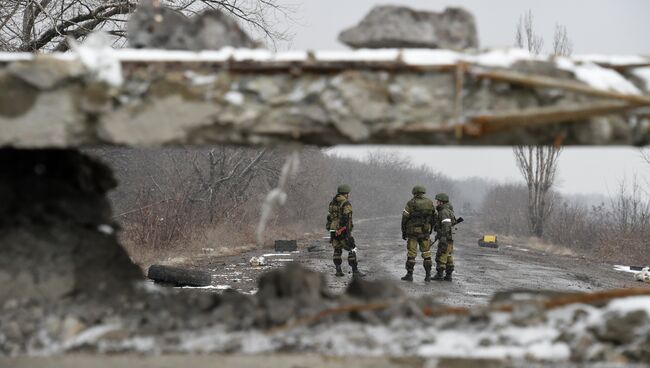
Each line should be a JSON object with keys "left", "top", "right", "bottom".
{"left": 91, "top": 147, "right": 486, "bottom": 265}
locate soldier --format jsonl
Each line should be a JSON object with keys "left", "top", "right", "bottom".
{"left": 433, "top": 193, "right": 455, "bottom": 281}
{"left": 326, "top": 184, "right": 360, "bottom": 277}
{"left": 401, "top": 186, "right": 436, "bottom": 282}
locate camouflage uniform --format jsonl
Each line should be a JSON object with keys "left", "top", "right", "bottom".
{"left": 433, "top": 193, "right": 455, "bottom": 281}
{"left": 326, "top": 185, "right": 359, "bottom": 276}
{"left": 401, "top": 186, "right": 436, "bottom": 282}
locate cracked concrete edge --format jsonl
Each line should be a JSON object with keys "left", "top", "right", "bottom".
{"left": 0, "top": 354, "right": 528, "bottom": 368}
{"left": 1, "top": 54, "right": 649, "bottom": 147}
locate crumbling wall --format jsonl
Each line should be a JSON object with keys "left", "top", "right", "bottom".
{"left": 0, "top": 149, "right": 142, "bottom": 304}
{"left": 1, "top": 50, "right": 649, "bottom": 147}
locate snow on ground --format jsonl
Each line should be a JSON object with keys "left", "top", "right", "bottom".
{"left": 28, "top": 296, "right": 647, "bottom": 363}
{"left": 613, "top": 265, "right": 640, "bottom": 274}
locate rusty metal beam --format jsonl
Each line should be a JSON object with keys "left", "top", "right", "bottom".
{"left": 0, "top": 49, "right": 649, "bottom": 147}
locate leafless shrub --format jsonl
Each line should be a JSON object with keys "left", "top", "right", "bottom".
{"left": 552, "top": 23, "right": 573, "bottom": 57}
{"left": 515, "top": 10, "right": 543, "bottom": 54}
{"left": 494, "top": 175, "right": 650, "bottom": 265}
{"left": 92, "top": 146, "right": 476, "bottom": 265}
{"left": 515, "top": 10, "right": 572, "bottom": 57}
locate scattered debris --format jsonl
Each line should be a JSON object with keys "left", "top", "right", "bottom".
{"left": 634, "top": 268, "right": 650, "bottom": 283}
{"left": 2, "top": 263, "right": 650, "bottom": 364}
{"left": 308, "top": 244, "right": 324, "bottom": 252}
{"left": 249, "top": 256, "right": 266, "bottom": 267}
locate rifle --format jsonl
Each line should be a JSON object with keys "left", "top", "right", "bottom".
{"left": 431, "top": 217, "right": 465, "bottom": 245}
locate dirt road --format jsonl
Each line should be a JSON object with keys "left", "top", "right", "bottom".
{"left": 195, "top": 216, "right": 643, "bottom": 306}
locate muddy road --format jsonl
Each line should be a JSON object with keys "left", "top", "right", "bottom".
{"left": 195, "top": 216, "right": 642, "bottom": 306}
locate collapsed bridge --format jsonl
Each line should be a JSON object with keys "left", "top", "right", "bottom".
{"left": 1, "top": 48, "right": 650, "bottom": 147}
{"left": 1, "top": 47, "right": 650, "bottom": 304}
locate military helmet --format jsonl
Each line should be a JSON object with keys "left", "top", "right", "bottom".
{"left": 412, "top": 185, "right": 426, "bottom": 195}
{"left": 435, "top": 193, "right": 449, "bottom": 202}
{"left": 337, "top": 184, "right": 351, "bottom": 194}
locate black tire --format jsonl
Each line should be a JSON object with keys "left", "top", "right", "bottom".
{"left": 147, "top": 264, "right": 212, "bottom": 287}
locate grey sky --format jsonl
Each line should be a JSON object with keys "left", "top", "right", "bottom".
{"left": 278, "top": 0, "right": 650, "bottom": 196}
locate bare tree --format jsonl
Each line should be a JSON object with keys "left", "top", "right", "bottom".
{"left": 512, "top": 11, "right": 568, "bottom": 237}
{"left": 515, "top": 10, "right": 543, "bottom": 55}
{"left": 0, "top": 0, "right": 293, "bottom": 52}
{"left": 552, "top": 23, "right": 573, "bottom": 57}
{"left": 515, "top": 10, "right": 573, "bottom": 57}
{"left": 513, "top": 146, "right": 562, "bottom": 237}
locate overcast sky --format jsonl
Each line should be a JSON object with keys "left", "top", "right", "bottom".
{"left": 278, "top": 0, "right": 650, "bottom": 196}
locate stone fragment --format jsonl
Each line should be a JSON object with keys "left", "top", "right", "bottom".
{"left": 346, "top": 277, "right": 405, "bottom": 301}
{"left": 128, "top": 0, "right": 259, "bottom": 50}
{"left": 339, "top": 6, "right": 479, "bottom": 49}
{"left": 257, "top": 263, "right": 328, "bottom": 305}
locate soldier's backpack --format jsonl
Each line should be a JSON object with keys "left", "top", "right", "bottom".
{"left": 407, "top": 197, "right": 435, "bottom": 235}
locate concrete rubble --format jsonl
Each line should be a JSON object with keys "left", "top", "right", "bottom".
{"left": 0, "top": 49, "right": 649, "bottom": 147}
{"left": 127, "top": 0, "right": 259, "bottom": 50}
{"left": 339, "top": 6, "right": 479, "bottom": 50}
{"left": 0, "top": 263, "right": 649, "bottom": 366}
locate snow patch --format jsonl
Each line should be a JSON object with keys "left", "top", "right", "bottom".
{"left": 632, "top": 67, "right": 650, "bottom": 92}
{"left": 180, "top": 284, "right": 231, "bottom": 290}
{"left": 606, "top": 296, "right": 650, "bottom": 314}
{"left": 97, "top": 224, "right": 114, "bottom": 235}
{"left": 184, "top": 71, "right": 218, "bottom": 86}
{"left": 556, "top": 58, "right": 641, "bottom": 95}
{"left": 263, "top": 252, "right": 299, "bottom": 257}
{"left": 64, "top": 324, "right": 122, "bottom": 350}
{"left": 68, "top": 32, "right": 123, "bottom": 87}
{"left": 573, "top": 54, "right": 648, "bottom": 66}
{"left": 613, "top": 265, "right": 638, "bottom": 274}
{"left": 224, "top": 91, "right": 244, "bottom": 105}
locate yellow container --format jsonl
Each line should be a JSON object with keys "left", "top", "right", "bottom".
{"left": 482, "top": 235, "right": 497, "bottom": 243}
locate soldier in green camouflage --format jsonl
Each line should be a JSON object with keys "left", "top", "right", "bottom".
{"left": 326, "top": 184, "right": 360, "bottom": 277}
{"left": 433, "top": 193, "right": 455, "bottom": 281}
{"left": 400, "top": 186, "right": 436, "bottom": 282}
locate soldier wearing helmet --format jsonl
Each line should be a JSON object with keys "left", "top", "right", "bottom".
{"left": 326, "top": 184, "right": 360, "bottom": 277}
{"left": 400, "top": 185, "right": 436, "bottom": 282}
{"left": 433, "top": 192, "right": 455, "bottom": 281}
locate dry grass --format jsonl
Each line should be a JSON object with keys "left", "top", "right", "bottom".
{"left": 498, "top": 234, "right": 580, "bottom": 257}
{"left": 120, "top": 221, "right": 320, "bottom": 271}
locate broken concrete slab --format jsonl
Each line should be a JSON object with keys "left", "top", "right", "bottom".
{"left": 127, "top": 1, "right": 259, "bottom": 50}
{"left": 1, "top": 48, "right": 649, "bottom": 147}
{"left": 339, "top": 6, "right": 479, "bottom": 50}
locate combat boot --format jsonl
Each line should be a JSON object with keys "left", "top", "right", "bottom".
{"left": 335, "top": 264, "right": 344, "bottom": 277}
{"left": 432, "top": 268, "right": 445, "bottom": 281}
{"left": 424, "top": 260, "right": 433, "bottom": 282}
{"left": 401, "top": 270, "right": 413, "bottom": 282}
{"left": 444, "top": 268, "right": 453, "bottom": 282}
{"left": 424, "top": 269, "right": 432, "bottom": 282}
{"left": 351, "top": 263, "right": 362, "bottom": 277}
